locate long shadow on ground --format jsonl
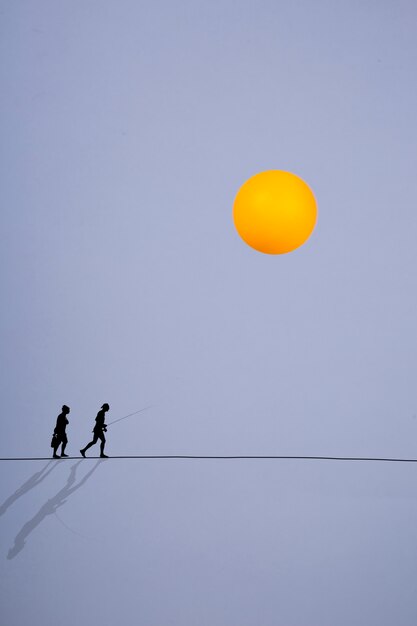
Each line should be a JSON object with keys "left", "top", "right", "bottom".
{"left": 0, "top": 461, "right": 60, "bottom": 518}
{"left": 7, "top": 460, "right": 103, "bottom": 560}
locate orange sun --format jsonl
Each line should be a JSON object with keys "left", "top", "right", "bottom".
{"left": 233, "top": 170, "right": 318, "bottom": 254}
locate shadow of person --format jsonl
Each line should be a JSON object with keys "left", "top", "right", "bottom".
{"left": 0, "top": 461, "right": 59, "bottom": 519}
{"left": 7, "top": 460, "right": 103, "bottom": 560}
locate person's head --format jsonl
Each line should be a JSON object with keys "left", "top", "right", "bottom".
{"left": 101, "top": 403, "right": 110, "bottom": 412}
{"left": 62, "top": 405, "right": 70, "bottom": 414}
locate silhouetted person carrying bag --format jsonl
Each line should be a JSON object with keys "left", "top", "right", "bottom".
{"left": 80, "top": 403, "right": 110, "bottom": 458}
{"left": 51, "top": 405, "right": 70, "bottom": 459}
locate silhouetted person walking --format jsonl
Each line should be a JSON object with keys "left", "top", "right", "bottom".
{"left": 80, "top": 403, "right": 110, "bottom": 458}
{"left": 51, "top": 405, "right": 70, "bottom": 459}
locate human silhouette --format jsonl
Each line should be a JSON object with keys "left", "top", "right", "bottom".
{"left": 80, "top": 403, "right": 110, "bottom": 458}
{"left": 51, "top": 404, "right": 70, "bottom": 459}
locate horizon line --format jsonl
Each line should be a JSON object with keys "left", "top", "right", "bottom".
{"left": 1, "top": 455, "right": 417, "bottom": 463}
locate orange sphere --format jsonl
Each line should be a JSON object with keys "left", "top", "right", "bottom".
{"left": 233, "top": 170, "right": 318, "bottom": 254}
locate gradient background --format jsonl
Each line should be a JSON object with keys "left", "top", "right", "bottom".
{"left": 1, "top": 1, "right": 417, "bottom": 624}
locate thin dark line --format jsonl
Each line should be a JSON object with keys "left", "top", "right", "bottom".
{"left": 107, "top": 405, "right": 152, "bottom": 427}
{"left": 0, "top": 455, "right": 417, "bottom": 462}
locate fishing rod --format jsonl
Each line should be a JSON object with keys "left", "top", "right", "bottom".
{"left": 106, "top": 405, "right": 153, "bottom": 427}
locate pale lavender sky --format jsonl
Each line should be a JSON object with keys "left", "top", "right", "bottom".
{"left": 1, "top": 1, "right": 417, "bottom": 624}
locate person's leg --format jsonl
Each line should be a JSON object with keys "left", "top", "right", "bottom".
{"left": 53, "top": 437, "right": 60, "bottom": 458}
{"left": 99, "top": 432, "right": 107, "bottom": 457}
{"left": 60, "top": 434, "right": 68, "bottom": 457}
{"left": 80, "top": 433, "right": 98, "bottom": 456}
